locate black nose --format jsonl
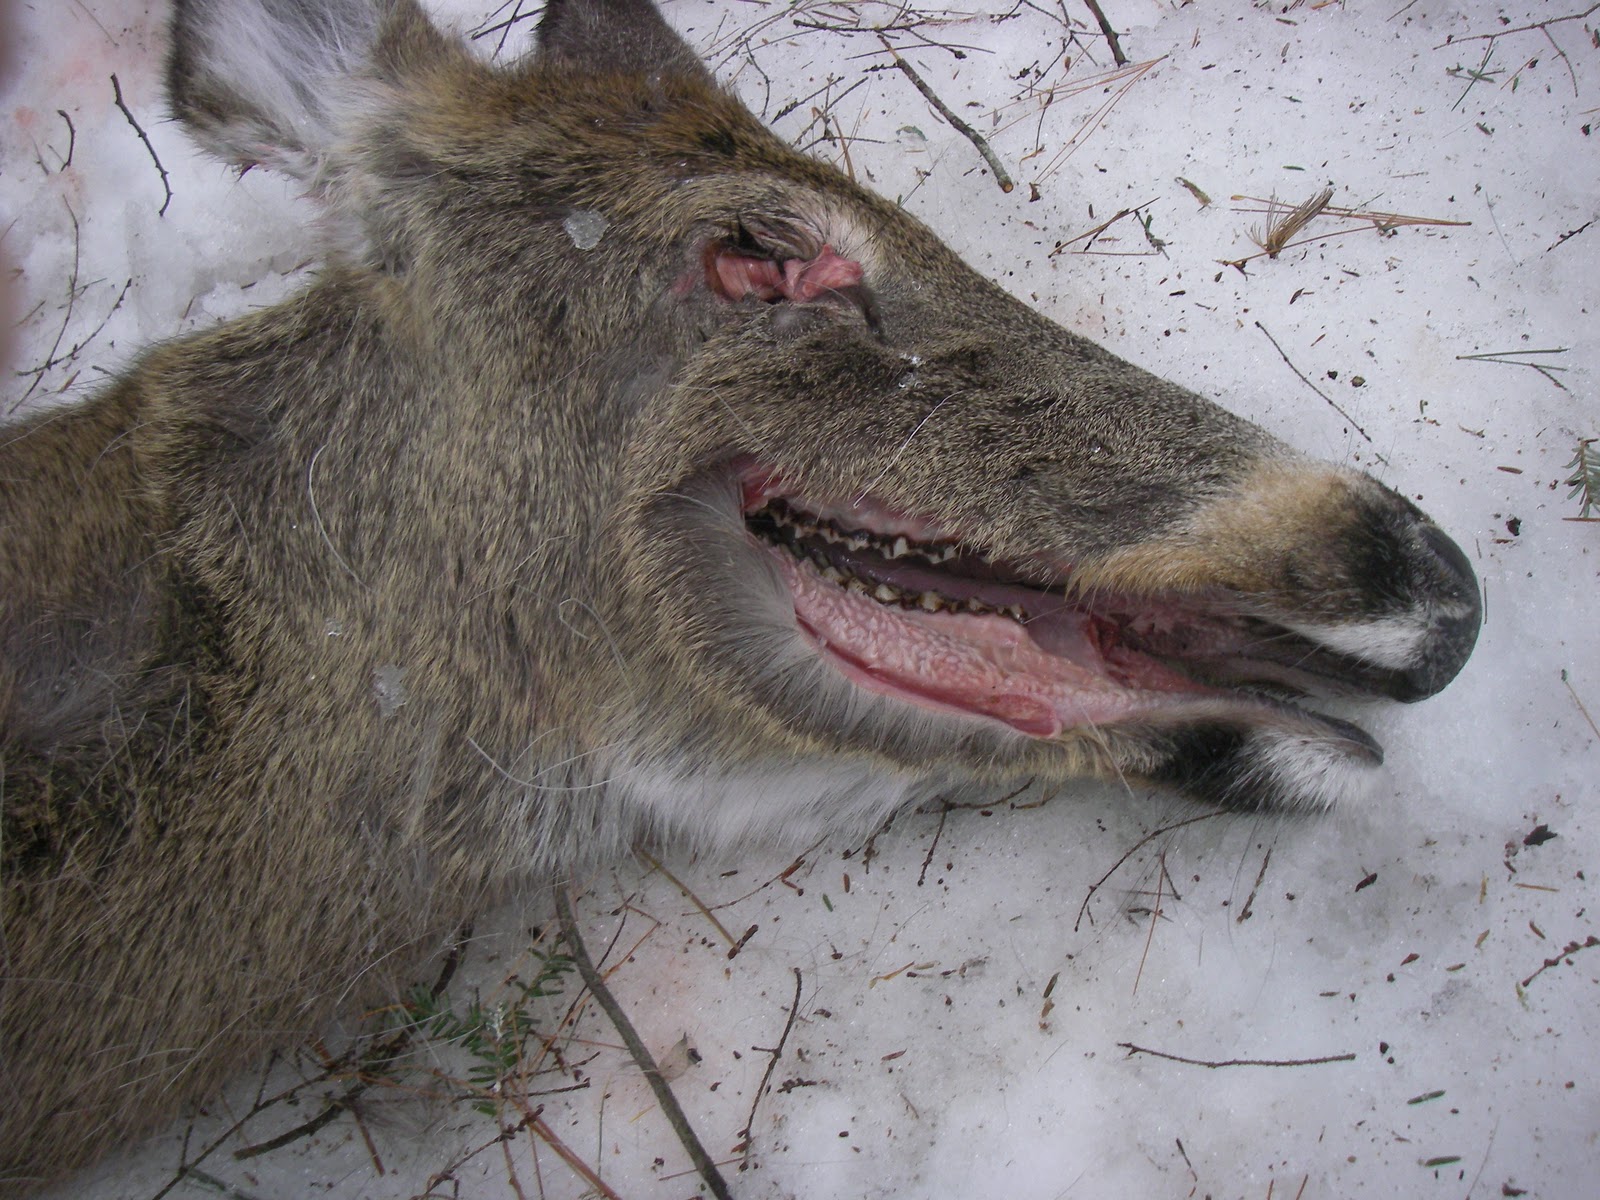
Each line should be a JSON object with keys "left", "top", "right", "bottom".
{"left": 1391, "top": 523, "right": 1481, "bottom": 702}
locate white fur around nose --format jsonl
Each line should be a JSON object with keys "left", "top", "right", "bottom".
{"left": 1281, "top": 614, "right": 1432, "bottom": 671}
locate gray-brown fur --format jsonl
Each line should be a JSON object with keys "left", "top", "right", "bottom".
{"left": 0, "top": 0, "right": 1477, "bottom": 1189}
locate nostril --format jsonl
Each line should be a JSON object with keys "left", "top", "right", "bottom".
{"left": 1392, "top": 522, "right": 1481, "bottom": 702}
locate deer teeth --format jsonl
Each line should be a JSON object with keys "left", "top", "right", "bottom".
{"left": 748, "top": 498, "right": 1023, "bottom": 622}
{"left": 751, "top": 498, "right": 959, "bottom": 569}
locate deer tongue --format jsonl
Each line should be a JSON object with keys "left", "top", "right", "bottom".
{"left": 771, "top": 546, "right": 1206, "bottom": 737}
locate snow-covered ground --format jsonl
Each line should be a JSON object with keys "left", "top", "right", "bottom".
{"left": 4, "top": 1, "right": 1596, "bottom": 1197}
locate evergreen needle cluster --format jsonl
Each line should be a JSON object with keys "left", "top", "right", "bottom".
{"left": 1567, "top": 439, "right": 1600, "bottom": 518}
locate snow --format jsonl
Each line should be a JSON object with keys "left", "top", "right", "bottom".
{"left": 3, "top": 1, "right": 1596, "bottom": 1198}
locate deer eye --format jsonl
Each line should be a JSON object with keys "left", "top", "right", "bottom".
{"left": 703, "top": 238, "right": 859, "bottom": 300}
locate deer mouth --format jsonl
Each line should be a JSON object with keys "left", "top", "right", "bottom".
{"left": 739, "top": 477, "right": 1385, "bottom": 774}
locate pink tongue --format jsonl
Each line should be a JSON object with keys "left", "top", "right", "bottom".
{"left": 773, "top": 550, "right": 1152, "bottom": 736}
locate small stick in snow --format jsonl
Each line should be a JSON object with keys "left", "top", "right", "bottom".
{"left": 1130, "top": 852, "right": 1166, "bottom": 996}
{"left": 1455, "top": 347, "right": 1570, "bottom": 393}
{"left": 1082, "top": 0, "right": 1129, "bottom": 66}
{"left": 1050, "top": 200, "right": 1158, "bottom": 257}
{"left": 917, "top": 805, "right": 948, "bottom": 886}
{"left": 1075, "top": 810, "right": 1224, "bottom": 932}
{"left": 637, "top": 847, "right": 738, "bottom": 949}
{"left": 111, "top": 73, "right": 172, "bottom": 217}
{"left": 1118, "top": 1043, "right": 1357, "bottom": 1069}
{"left": 1435, "top": 3, "right": 1600, "bottom": 49}
{"left": 1560, "top": 670, "right": 1600, "bottom": 741}
{"left": 1236, "top": 846, "right": 1272, "bottom": 924}
{"left": 55, "top": 109, "right": 76, "bottom": 169}
{"left": 705, "top": 835, "right": 826, "bottom": 911}
{"left": 736, "top": 967, "right": 804, "bottom": 1169}
{"left": 1547, "top": 214, "right": 1596, "bottom": 254}
{"left": 880, "top": 42, "right": 1014, "bottom": 194}
{"left": 520, "top": 1108, "right": 626, "bottom": 1200}
{"left": 1254, "top": 321, "right": 1374, "bottom": 444}
{"left": 553, "top": 886, "right": 733, "bottom": 1200}
{"left": 1519, "top": 934, "right": 1600, "bottom": 990}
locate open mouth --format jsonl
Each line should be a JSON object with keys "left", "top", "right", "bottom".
{"left": 739, "top": 473, "right": 1385, "bottom": 759}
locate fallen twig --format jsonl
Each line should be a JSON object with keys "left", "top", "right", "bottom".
{"left": 1519, "top": 934, "right": 1600, "bottom": 989}
{"left": 1562, "top": 669, "right": 1600, "bottom": 742}
{"left": 1118, "top": 1042, "right": 1357, "bottom": 1069}
{"left": 1130, "top": 853, "right": 1166, "bottom": 996}
{"left": 637, "top": 848, "right": 738, "bottom": 949}
{"left": 1256, "top": 321, "right": 1373, "bottom": 443}
{"left": 554, "top": 886, "right": 733, "bottom": 1200}
{"left": 1547, "top": 215, "right": 1596, "bottom": 253}
{"left": 1075, "top": 810, "right": 1224, "bottom": 932}
{"left": 735, "top": 967, "right": 804, "bottom": 1169}
{"left": 705, "top": 836, "right": 826, "bottom": 911}
{"left": 917, "top": 805, "right": 948, "bottom": 886}
{"left": 1050, "top": 199, "right": 1160, "bottom": 257}
{"left": 1437, "top": 4, "right": 1600, "bottom": 48}
{"left": 880, "top": 40, "right": 1014, "bottom": 193}
{"left": 55, "top": 109, "right": 76, "bottom": 169}
{"left": 1236, "top": 847, "right": 1272, "bottom": 924}
{"left": 1082, "top": 0, "right": 1129, "bottom": 66}
{"left": 111, "top": 73, "right": 172, "bottom": 217}
{"left": 523, "top": 1109, "right": 625, "bottom": 1200}
{"left": 1455, "top": 347, "right": 1568, "bottom": 392}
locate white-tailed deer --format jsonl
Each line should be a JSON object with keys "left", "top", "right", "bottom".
{"left": 0, "top": 0, "right": 1478, "bottom": 1189}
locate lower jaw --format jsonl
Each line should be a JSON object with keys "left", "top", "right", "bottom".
{"left": 768, "top": 543, "right": 1203, "bottom": 741}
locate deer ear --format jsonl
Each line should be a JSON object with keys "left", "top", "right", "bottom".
{"left": 536, "top": 0, "right": 713, "bottom": 85}
{"left": 166, "top": 0, "right": 451, "bottom": 183}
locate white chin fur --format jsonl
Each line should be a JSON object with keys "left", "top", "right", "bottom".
{"left": 1281, "top": 614, "right": 1430, "bottom": 671}
{"left": 1248, "top": 726, "right": 1382, "bottom": 811}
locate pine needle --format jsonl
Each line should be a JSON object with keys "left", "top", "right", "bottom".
{"left": 1567, "top": 438, "right": 1600, "bottom": 518}
{"left": 1251, "top": 188, "right": 1335, "bottom": 258}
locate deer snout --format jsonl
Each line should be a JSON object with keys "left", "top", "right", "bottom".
{"left": 1384, "top": 520, "right": 1480, "bottom": 702}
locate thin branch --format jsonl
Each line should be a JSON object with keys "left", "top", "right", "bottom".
{"left": 1255, "top": 321, "right": 1374, "bottom": 443}
{"left": 1561, "top": 669, "right": 1600, "bottom": 742}
{"left": 1050, "top": 199, "right": 1158, "bottom": 256}
{"left": 880, "top": 41, "right": 1014, "bottom": 193}
{"left": 637, "top": 848, "right": 738, "bottom": 949}
{"left": 1075, "top": 810, "right": 1224, "bottom": 932}
{"left": 524, "top": 1111, "right": 626, "bottom": 1200}
{"left": 1436, "top": 4, "right": 1600, "bottom": 48}
{"left": 1118, "top": 1042, "right": 1356, "bottom": 1069}
{"left": 1546, "top": 215, "right": 1596, "bottom": 253}
{"left": 554, "top": 887, "right": 733, "bottom": 1200}
{"left": 916, "top": 806, "right": 948, "bottom": 887}
{"left": 1130, "top": 852, "right": 1165, "bottom": 996}
{"left": 1455, "top": 347, "right": 1569, "bottom": 392}
{"left": 111, "top": 73, "right": 172, "bottom": 217}
{"left": 55, "top": 109, "right": 76, "bottom": 169}
{"left": 1082, "top": 0, "right": 1129, "bottom": 66}
{"left": 1519, "top": 934, "right": 1600, "bottom": 990}
{"left": 736, "top": 967, "right": 804, "bottom": 1169}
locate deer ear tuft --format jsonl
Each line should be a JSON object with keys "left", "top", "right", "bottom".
{"left": 166, "top": 0, "right": 448, "bottom": 184}
{"left": 536, "top": 0, "right": 713, "bottom": 85}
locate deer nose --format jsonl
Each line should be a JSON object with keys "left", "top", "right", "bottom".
{"left": 1390, "top": 522, "right": 1481, "bottom": 702}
